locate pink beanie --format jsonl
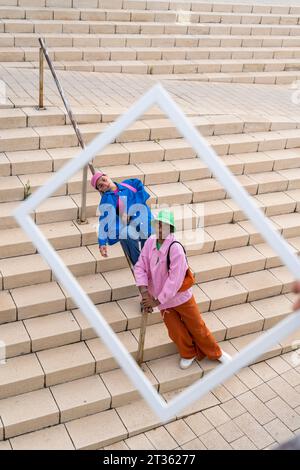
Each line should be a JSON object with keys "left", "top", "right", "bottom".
{"left": 91, "top": 172, "right": 105, "bottom": 189}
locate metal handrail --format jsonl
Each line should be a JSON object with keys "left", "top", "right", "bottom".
{"left": 38, "top": 37, "right": 95, "bottom": 224}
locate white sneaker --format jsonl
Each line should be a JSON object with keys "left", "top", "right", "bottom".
{"left": 180, "top": 357, "right": 196, "bottom": 370}
{"left": 218, "top": 350, "right": 232, "bottom": 364}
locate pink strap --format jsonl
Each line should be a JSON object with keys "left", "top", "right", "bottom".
{"left": 119, "top": 182, "right": 137, "bottom": 193}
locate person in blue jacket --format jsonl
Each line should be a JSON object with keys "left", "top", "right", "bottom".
{"left": 91, "top": 171, "right": 154, "bottom": 266}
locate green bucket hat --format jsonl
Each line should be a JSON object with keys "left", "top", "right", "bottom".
{"left": 152, "top": 209, "right": 176, "bottom": 230}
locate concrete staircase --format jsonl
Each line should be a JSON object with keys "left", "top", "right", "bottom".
{"left": 0, "top": 0, "right": 300, "bottom": 451}
{"left": 1, "top": 102, "right": 300, "bottom": 448}
{"left": 1, "top": 0, "right": 300, "bottom": 82}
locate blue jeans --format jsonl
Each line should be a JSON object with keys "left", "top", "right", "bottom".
{"left": 120, "top": 237, "right": 146, "bottom": 266}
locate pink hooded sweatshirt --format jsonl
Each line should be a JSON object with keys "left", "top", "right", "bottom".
{"left": 134, "top": 234, "right": 193, "bottom": 311}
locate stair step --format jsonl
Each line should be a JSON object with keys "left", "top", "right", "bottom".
{"left": 5, "top": 45, "right": 300, "bottom": 63}
{"left": 3, "top": 18, "right": 300, "bottom": 37}
{"left": 0, "top": 326, "right": 298, "bottom": 446}
{"left": 0, "top": 246, "right": 295, "bottom": 359}
{"left": 0, "top": 192, "right": 286, "bottom": 259}
{"left": 0, "top": 206, "right": 298, "bottom": 289}
{"left": 1, "top": 189, "right": 300, "bottom": 287}
{"left": 1, "top": 5, "right": 300, "bottom": 26}
{"left": 4, "top": 32, "right": 300, "bottom": 50}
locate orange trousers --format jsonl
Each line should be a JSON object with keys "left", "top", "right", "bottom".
{"left": 161, "top": 295, "right": 222, "bottom": 361}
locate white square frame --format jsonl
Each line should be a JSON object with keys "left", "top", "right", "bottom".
{"left": 13, "top": 84, "right": 300, "bottom": 422}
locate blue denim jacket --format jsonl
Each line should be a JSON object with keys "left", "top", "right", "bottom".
{"left": 98, "top": 178, "right": 154, "bottom": 246}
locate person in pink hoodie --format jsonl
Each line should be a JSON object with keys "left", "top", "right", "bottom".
{"left": 134, "top": 209, "right": 232, "bottom": 370}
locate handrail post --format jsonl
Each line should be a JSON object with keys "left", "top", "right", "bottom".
{"left": 38, "top": 38, "right": 95, "bottom": 224}
{"left": 38, "top": 47, "right": 45, "bottom": 110}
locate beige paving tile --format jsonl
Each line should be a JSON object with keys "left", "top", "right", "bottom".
{"left": 217, "top": 420, "right": 244, "bottom": 443}
{"left": 205, "top": 223, "right": 249, "bottom": 250}
{"left": 201, "top": 200, "right": 233, "bottom": 226}
{"left": 223, "top": 375, "right": 249, "bottom": 398}
{"left": 236, "top": 270, "right": 282, "bottom": 301}
{"left": 103, "top": 440, "right": 130, "bottom": 451}
{"left": 267, "top": 376, "right": 300, "bottom": 408}
{"left": 251, "top": 294, "right": 293, "bottom": 329}
{"left": 264, "top": 418, "right": 294, "bottom": 444}
{"left": 11, "top": 282, "right": 66, "bottom": 320}
{"left": 250, "top": 361, "right": 278, "bottom": 381}
{"left": 220, "top": 245, "right": 266, "bottom": 276}
{"left": 200, "top": 277, "right": 248, "bottom": 310}
{"left": 0, "top": 254, "right": 51, "bottom": 289}
{"left": 150, "top": 182, "right": 193, "bottom": 205}
{"left": 214, "top": 303, "right": 264, "bottom": 339}
{"left": 211, "top": 384, "right": 233, "bottom": 404}
{"left": 237, "top": 220, "right": 264, "bottom": 244}
{"left": 61, "top": 273, "right": 111, "bottom": 309}
{"left": 266, "top": 356, "right": 292, "bottom": 374}
{"left": 202, "top": 312, "right": 226, "bottom": 342}
{"left": 271, "top": 213, "right": 300, "bottom": 238}
{"left": 202, "top": 405, "right": 231, "bottom": 427}
{"left": 237, "top": 391, "right": 275, "bottom": 425}
{"left": 253, "top": 242, "right": 283, "bottom": 268}
{"left": 103, "top": 268, "right": 138, "bottom": 301}
{"left": 66, "top": 409, "right": 128, "bottom": 450}
{"left": 180, "top": 437, "right": 207, "bottom": 450}
{"left": 125, "top": 434, "right": 155, "bottom": 450}
{"left": 252, "top": 383, "right": 278, "bottom": 403}
{"left": 171, "top": 158, "right": 211, "bottom": 181}
{"left": 184, "top": 411, "right": 214, "bottom": 437}
{"left": 231, "top": 435, "right": 257, "bottom": 450}
{"left": 10, "top": 424, "right": 75, "bottom": 450}
{"left": 221, "top": 398, "right": 246, "bottom": 419}
{"left": 51, "top": 374, "right": 111, "bottom": 422}
{"left": 269, "top": 266, "right": 294, "bottom": 294}
{"left": 72, "top": 301, "right": 127, "bottom": 338}
{"left": 131, "top": 323, "right": 175, "bottom": 362}
{"left": 136, "top": 161, "right": 179, "bottom": 185}
{"left": 255, "top": 191, "right": 296, "bottom": 216}
{"left": 164, "top": 388, "right": 219, "bottom": 419}
{"left": 0, "top": 291, "right": 16, "bottom": 325}
{"left": 188, "top": 252, "right": 231, "bottom": 283}
{"left": 35, "top": 195, "right": 78, "bottom": 224}
{"left": 88, "top": 243, "right": 127, "bottom": 273}
{"left": 233, "top": 412, "right": 274, "bottom": 449}
{"left": 165, "top": 420, "right": 197, "bottom": 446}
{"left": 266, "top": 397, "right": 300, "bottom": 431}
{"left": 231, "top": 331, "right": 282, "bottom": 362}
{"left": 101, "top": 365, "right": 158, "bottom": 407}
{"left": 116, "top": 399, "right": 163, "bottom": 437}
{"left": 6, "top": 150, "right": 52, "bottom": 175}
{"left": 0, "top": 320, "right": 30, "bottom": 358}
{"left": 37, "top": 342, "right": 95, "bottom": 386}
{"left": 0, "top": 388, "right": 59, "bottom": 438}
{"left": 147, "top": 353, "right": 203, "bottom": 393}
{"left": 0, "top": 440, "right": 11, "bottom": 450}
{"left": 86, "top": 330, "right": 138, "bottom": 373}
{"left": 24, "top": 311, "right": 80, "bottom": 351}
{"left": 281, "top": 369, "right": 300, "bottom": 388}
{"left": 199, "top": 428, "right": 232, "bottom": 450}
{"left": 184, "top": 178, "right": 225, "bottom": 203}
{"left": 0, "top": 353, "right": 44, "bottom": 399}
{"left": 145, "top": 427, "right": 178, "bottom": 450}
